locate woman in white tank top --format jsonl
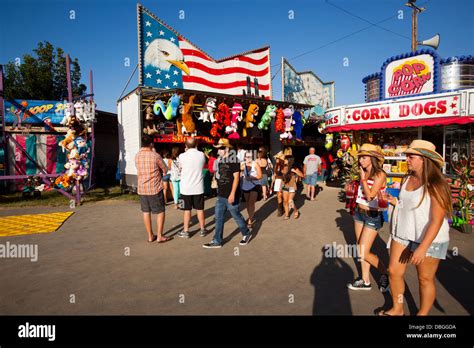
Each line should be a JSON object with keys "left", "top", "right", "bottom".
{"left": 378, "top": 140, "right": 452, "bottom": 316}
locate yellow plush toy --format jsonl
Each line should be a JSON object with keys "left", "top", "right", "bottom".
{"left": 243, "top": 104, "right": 259, "bottom": 137}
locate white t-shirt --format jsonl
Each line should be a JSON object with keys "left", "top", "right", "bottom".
{"left": 178, "top": 149, "right": 205, "bottom": 195}
{"left": 303, "top": 154, "right": 321, "bottom": 175}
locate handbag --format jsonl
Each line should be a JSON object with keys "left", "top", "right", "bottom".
{"left": 241, "top": 164, "right": 257, "bottom": 191}
{"left": 211, "top": 174, "right": 218, "bottom": 189}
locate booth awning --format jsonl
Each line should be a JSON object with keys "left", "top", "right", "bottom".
{"left": 326, "top": 116, "right": 474, "bottom": 133}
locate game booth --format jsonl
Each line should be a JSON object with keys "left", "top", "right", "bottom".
{"left": 0, "top": 60, "right": 96, "bottom": 205}
{"left": 117, "top": 5, "right": 315, "bottom": 193}
{"left": 323, "top": 50, "right": 474, "bottom": 228}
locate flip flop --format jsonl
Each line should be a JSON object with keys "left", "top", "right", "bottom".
{"left": 148, "top": 235, "right": 157, "bottom": 243}
{"left": 375, "top": 309, "right": 404, "bottom": 316}
{"left": 157, "top": 236, "right": 173, "bottom": 243}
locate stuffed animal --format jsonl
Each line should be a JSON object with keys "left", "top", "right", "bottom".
{"left": 61, "top": 102, "right": 74, "bottom": 126}
{"left": 210, "top": 103, "right": 230, "bottom": 139}
{"left": 226, "top": 103, "right": 243, "bottom": 140}
{"left": 325, "top": 134, "right": 333, "bottom": 150}
{"left": 243, "top": 104, "right": 259, "bottom": 137}
{"left": 318, "top": 122, "right": 326, "bottom": 134}
{"left": 198, "top": 97, "right": 217, "bottom": 123}
{"left": 218, "top": 103, "right": 231, "bottom": 127}
{"left": 181, "top": 95, "right": 196, "bottom": 136}
{"left": 293, "top": 110, "right": 303, "bottom": 141}
{"left": 280, "top": 106, "right": 295, "bottom": 140}
{"left": 153, "top": 94, "right": 181, "bottom": 120}
{"left": 143, "top": 106, "right": 158, "bottom": 135}
{"left": 341, "top": 134, "right": 351, "bottom": 151}
{"left": 74, "top": 101, "right": 85, "bottom": 122}
{"left": 275, "top": 108, "right": 285, "bottom": 133}
{"left": 258, "top": 105, "right": 276, "bottom": 130}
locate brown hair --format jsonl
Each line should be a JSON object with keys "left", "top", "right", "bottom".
{"left": 359, "top": 156, "right": 385, "bottom": 181}
{"left": 258, "top": 146, "right": 267, "bottom": 159}
{"left": 171, "top": 146, "right": 180, "bottom": 160}
{"left": 403, "top": 157, "right": 453, "bottom": 215}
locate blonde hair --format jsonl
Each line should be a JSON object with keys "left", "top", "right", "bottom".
{"left": 403, "top": 157, "right": 453, "bottom": 216}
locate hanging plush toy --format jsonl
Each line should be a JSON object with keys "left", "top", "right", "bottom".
{"left": 317, "top": 122, "right": 326, "bottom": 134}
{"left": 258, "top": 105, "right": 276, "bottom": 130}
{"left": 143, "top": 106, "right": 158, "bottom": 135}
{"left": 153, "top": 94, "right": 181, "bottom": 120}
{"left": 210, "top": 103, "right": 231, "bottom": 138}
{"left": 226, "top": 103, "right": 243, "bottom": 140}
{"left": 61, "top": 102, "right": 74, "bottom": 126}
{"left": 243, "top": 104, "right": 259, "bottom": 137}
{"left": 181, "top": 95, "right": 196, "bottom": 136}
{"left": 341, "top": 134, "right": 351, "bottom": 151}
{"left": 74, "top": 100, "right": 85, "bottom": 122}
{"left": 292, "top": 110, "right": 303, "bottom": 141}
{"left": 218, "top": 103, "right": 231, "bottom": 127}
{"left": 280, "top": 106, "right": 295, "bottom": 140}
{"left": 198, "top": 97, "right": 217, "bottom": 123}
{"left": 325, "top": 134, "right": 333, "bottom": 150}
{"left": 275, "top": 108, "right": 285, "bottom": 133}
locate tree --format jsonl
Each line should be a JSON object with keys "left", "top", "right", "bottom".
{"left": 3, "top": 41, "right": 87, "bottom": 101}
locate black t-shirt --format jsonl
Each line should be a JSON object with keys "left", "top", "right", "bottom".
{"left": 217, "top": 160, "right": 241, "bottom": 199}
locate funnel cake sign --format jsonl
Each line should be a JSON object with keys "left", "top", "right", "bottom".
{"left": 383, "top": 51, "right": 439, "bottom": 99}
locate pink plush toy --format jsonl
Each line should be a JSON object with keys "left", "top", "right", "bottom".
{"left": 280, "top": 106, "right": 295, "bottom": 140}
{"left": 226, "top": 103, "right": 243, "bottom": 140}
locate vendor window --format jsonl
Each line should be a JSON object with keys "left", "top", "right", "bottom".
{"left": 444, "top": 125, "right": 471, "bottom": 175}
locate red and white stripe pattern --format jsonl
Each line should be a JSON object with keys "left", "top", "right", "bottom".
{"left": 178, "top": 37, "right": 272, "bottom": 98}
{"left": 390, "top": 68, "right": 425, "bottom": 97}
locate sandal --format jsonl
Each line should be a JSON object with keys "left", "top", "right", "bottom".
{"left": 294, "top": 211, "right": 300, "bottom": 219}
{"left": 374, "top": 309, "right": 404, "bottom": 316}
{"left": 283, "top": 215, "right": 290, "bottom": 220}
{"left": 247, "top": 218, "right": 256, "bottom": 228}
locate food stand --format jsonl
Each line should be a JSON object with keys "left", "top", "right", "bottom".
{"left": 324, "top": 50, "right": 474, "bottom": 191}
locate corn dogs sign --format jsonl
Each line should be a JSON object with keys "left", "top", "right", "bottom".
{"left": 345, "top": 94, "right": 459, "bottom": 125}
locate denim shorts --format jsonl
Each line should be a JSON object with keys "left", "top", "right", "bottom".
{"left": 388, "top": 235, "right": 449, "bottom": 260}
{"left": 162, "top": 174, "right": 171, "bottom": 182}
{"left": 304, "top": 174, "right": 318, "bottom": 186}
{"left": 353, "top": 208, "right": 383, "bottom": 231}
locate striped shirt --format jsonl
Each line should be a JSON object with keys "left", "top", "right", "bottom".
{"left": 356, "top": 178, "right": 385, "bottom": 209}
{"left": 135, "top": 148, "right": 167, "bottom": 195}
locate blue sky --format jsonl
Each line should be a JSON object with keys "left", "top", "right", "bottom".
{"left": 1, "top": 0, "right": 473, "bottom": 113}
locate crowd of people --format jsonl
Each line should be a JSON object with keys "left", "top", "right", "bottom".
{"left": 135, "top": 135, "right": 327, "bottom": 248}
{"left": 135, "top": 135, "right": 451, "bottom": 315}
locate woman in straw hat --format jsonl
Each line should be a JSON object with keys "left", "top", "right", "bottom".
{"left": 347, "top": 144, "right": 390, "bottom": 293}
{"left": 378, "top": 140, "right": 452, "bottom": 316}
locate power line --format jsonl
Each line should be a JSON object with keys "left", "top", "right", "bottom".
{"left": 271, "top": 0, "right": 431, "bottom": 67}
{"left": 325, "top": 0, "right": 411, "bottom": 41}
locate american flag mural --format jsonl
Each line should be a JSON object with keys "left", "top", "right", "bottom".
{"left": 138, "top": 5, "right": 272, "bottom": 98}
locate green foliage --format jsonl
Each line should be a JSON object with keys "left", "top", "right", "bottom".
{"left": 451, "top": 155, "right": 474, "bottom": 224}
{"left": 3, "top": 41, "right": 87, "bottom": 101}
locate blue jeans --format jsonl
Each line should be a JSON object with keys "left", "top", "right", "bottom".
{"left": 212, "top": 195, "right": 250, "bottom": 245}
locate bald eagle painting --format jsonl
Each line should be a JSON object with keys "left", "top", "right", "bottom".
{"left": 144, "top": 38, "right": 190, "bottom": 76}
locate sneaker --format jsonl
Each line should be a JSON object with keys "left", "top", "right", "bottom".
{"left": 239, "top": 233, "right": 252, "bottom": 246}
{"left": 347, "top": 278, "right": 372, "bottom": 291}
{"left": 202, "top": 240, "right": 222, "bottom": 249}
{"left": 200, "top": 229, "right": 208, "bottom": 237}
{"left": 177, "top": 231, "right": 190, "bottom": 239}
{"left": 379, "top": 274, "right": 390, "bottom": 293}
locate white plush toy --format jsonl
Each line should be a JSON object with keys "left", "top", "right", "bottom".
{"left": 74, "top": 101, "right": 85, "bottom": 122}
{"left": 198, "top": 97, "right": 217, "bottom": 123}
{"left": 61, "top": 102, "right": 74, "bottom": 126}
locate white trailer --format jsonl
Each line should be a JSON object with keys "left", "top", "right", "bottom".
{"left": 117, "top": 87, "right": 143, "bottom": 191}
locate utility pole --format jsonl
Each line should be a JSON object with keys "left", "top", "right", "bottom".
{"left": 406, "top": 0, "right": 425, "bottom": 52}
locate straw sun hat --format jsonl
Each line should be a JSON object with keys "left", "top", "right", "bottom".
{"left": 357, "top": 143, "right": 385, "bottom": 166}
{"left": 403, "top": 140, "right": 444, "bottom": 168}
